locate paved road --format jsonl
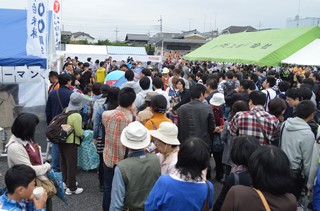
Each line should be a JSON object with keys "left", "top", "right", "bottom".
{"left": 0, "top": 156, "right": 222, "bottom": 211}
{"left": 0, "top": 157, "right": 103, "bottom": 211}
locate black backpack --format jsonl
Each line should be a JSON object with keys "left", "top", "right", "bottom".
{"left": 46, "top": 110, "right": 78, "bottom": 144}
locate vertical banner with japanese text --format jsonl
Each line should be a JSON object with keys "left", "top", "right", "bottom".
{"left": 52, "top": 0, "right": 61, "bottom": 51}
{"left": 27, "top": 0, "right": 47, "bottom": 58}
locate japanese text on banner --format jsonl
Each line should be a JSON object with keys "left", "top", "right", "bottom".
{"left": 53, "top": 0, "right": 61, "bottom": 51}
{"left": 27, "top": 0, "right": 47, "bottom": 58}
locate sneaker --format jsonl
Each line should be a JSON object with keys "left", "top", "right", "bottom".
{"left": 65, "top": 187, "right": 83, "bottom": 195}
{"left": 63, "top": 182, "right": 78, "bottom": 190}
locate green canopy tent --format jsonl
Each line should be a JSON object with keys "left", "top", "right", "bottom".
{"left": 184, "top": 26, "right": 320, "bottom": 66}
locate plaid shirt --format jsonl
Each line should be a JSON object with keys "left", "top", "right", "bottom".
{"left": 229, "top": 106, "right": 279, "bottom": 145}
{"left": 102, "top": 106, "right": 133, "bottom": 168}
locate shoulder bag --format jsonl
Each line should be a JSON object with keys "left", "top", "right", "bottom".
{"left": 202, "top": 181, "right": 210, "bottom": 211}
{"left": 253, "top": 188, "right": 271, "bottom": 211}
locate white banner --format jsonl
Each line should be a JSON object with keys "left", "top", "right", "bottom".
{"left": 0, "top": 66, "right": 45, "bottom": 83}
{"left": 27, "top": 0, "right": 47, "bottom": 58}
{"left": 52, "top": 0, "right": 61, "bottom": 51}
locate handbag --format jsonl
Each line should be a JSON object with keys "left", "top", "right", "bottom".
{"left": 253, "top": 188, "right": 271, "bottom": 211}
{"left": 202, "top": 181, "right": 210, "bottom": 211}
{"left": 27, "top": 144, "right": 57, "bottom": 198}
{"left": 35, "top": 177, "right": 57, "bottom": 198}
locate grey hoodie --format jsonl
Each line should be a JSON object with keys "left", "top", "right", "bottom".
{"left": 280, "top": 117, "right": 314, "bottom": 177}
{"left": 92, "top": 97, "right": 107, "bottom": 121}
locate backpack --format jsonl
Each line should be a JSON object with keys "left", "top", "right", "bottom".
{"left": 46, "top": 110, "right": 78, "bottom": 144}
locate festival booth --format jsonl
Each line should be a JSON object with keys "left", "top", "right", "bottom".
{"left": 281, "top": 39, "right": 320, "bottom": 66}
{"left": 106, "top": 46, "right": 161, "bottom": 64}
{"left": 63, "top": 44, "right": 161, "bottom": 65}
{"left": 184, "top": 26, "right": 320, "bottom": 66}
{"left": 63, "top": 44, "right": 108, "bottom": 62}
{"left": 0, "top": 2, "right": 61, "bottom": 154}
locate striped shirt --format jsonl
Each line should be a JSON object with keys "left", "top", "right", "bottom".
{"left": 102, "top": 107, "right": 133, "bottom": 168}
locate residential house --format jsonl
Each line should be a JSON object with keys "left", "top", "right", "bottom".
{"left": 70, "top": 32, "right": 95, "bottom": 43}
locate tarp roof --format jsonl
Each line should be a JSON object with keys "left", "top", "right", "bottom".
{"left": 65, "top": 44, "right": 107, "bottom": 55}
{"left": 106, "top": 46, "right": 147, "bottom": 55}
{"left": 282, "top": 39, "right": 320, "bottom": 66}
{"left": 184, "top": 26, "right": 320, "bottom": 66}
{"left": 0, "top": 9, "right": 47, "bottom": 68}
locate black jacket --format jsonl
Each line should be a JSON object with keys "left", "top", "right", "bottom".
{"left": 177, "top": 100, "right": 215, "bottom": 145}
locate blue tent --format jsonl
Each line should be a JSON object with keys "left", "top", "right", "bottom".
{"left": 0, "top": 9, "right": 47, "bottom": 68}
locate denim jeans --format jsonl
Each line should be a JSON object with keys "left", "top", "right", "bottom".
{"left": 103, "top": 164, "right": 114, "bottom": 211}
{"left": 51, "top": 143, "right": 61, "bottom": 172}
{"left": 223, "top": 105, "right": 231, "bottom": 120}
{"left": 98, "top": 153, "right": 104, "bottom": 187}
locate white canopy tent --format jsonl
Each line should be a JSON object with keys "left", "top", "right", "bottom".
{"left": 63, "top": 44, "right": 108, "bottom": 61}
{"left": 282, "top": 39, "right": 320, "bottom": 66}
{"left": 63, "top": 44, "right": 161, "bottom": 64}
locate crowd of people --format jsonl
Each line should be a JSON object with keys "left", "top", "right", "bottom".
{"left": 1, "top": 55, "right": 320, "bottom": 211}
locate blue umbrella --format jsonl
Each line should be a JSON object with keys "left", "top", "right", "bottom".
{"left": 104, "top": 70, "right": 126, "bottom": 86}
{"left": 113, "top": 76, "right": 127, "bottom": 87}
{"left": 47, "top": 170, "right": 68, "bottom": 205}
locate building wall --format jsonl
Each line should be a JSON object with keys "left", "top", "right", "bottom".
{"left": 70, "top": 35, "right": 95, "bottom": 43}
{"left": 287, "top": 17, "right": 320, "bottom": 28}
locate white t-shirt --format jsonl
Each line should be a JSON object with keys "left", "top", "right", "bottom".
{"left": 262, "top": 88, "right": 276, "bottom": 109}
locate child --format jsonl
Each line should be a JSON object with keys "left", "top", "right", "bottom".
{"left": 0, "top": 164, "right": 47, "bottom": 211}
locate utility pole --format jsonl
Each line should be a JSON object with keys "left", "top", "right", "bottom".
{"left": 214, "top": 12, "right": 217, "bottom": 31}
{"left": 158, "top": 16, "right": 164, "bottom": 60}
{"left": 297, "top": 0, "right": 301, "bottom": 27}
{"left": 115, "top": 27, "right": 119, "bottom": 42}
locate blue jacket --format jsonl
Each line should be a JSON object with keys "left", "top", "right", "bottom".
{"left": 145, "top": 174, "right": 214, "bottom": 210}
{"left": 314, "top": 162, "right": 320, "bottom": 210}
{"left": 45, "top": 85, "right": 72, "bottom": 124}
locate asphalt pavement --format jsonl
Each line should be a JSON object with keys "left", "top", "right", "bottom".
{"left": 0, "top": 156, "right": 222, "bottom": 211}
{"left": 0, "top": 156, "right": 103, "bottom": 211}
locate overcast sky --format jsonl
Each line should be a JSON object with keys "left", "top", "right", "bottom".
{"left": 1, "top": 0, "right": 320, "bottom": 41}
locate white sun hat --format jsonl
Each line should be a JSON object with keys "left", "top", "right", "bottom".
{"left": 209, "top": 93, "right": 225, "bottom": 106}
{"left": 149, "top": 122, "right": 180, "bottom": 145}
{"left": 120, "top": 121, "right": 150, "bottom": 150}
{"left": 162, "top": 67, "right": 169, "bottom": 74}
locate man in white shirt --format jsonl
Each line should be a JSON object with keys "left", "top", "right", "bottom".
{"left": 152, "top": 77, "right": 170, "bottom": 110}
{"left": 261, "top": 76, "right": 276, "bottom": 109}
{"left": 135, "top": 77, "right": 151, "bottom": 110}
